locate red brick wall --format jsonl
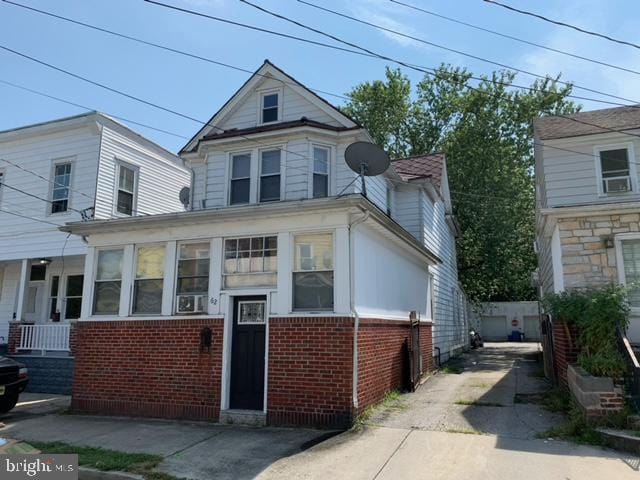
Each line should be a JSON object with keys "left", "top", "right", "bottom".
{"left": 357, "top": 319, "right": 433, "bottom": 413}
{"left": 72, "top": 318, "right": 223, "bottom": 421}
{"left": 552, "top": 320, "right": 580, "bottom": 387}
{"left": 267, "top": 317, "right": 354, "bottom": 428}
{"left": 7, "top": 322, "right": 21, "bottom": 354}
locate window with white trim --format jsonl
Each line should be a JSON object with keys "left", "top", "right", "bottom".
{"left": 49, "top": 275, "right": 60, "bottom": 321}
{"left": 0, "top": 170, "right": 4, "bottom": 205}
{"left": 51, "top": 163, "right": 71, "bottom": 213}
{"left": 293, "top": 233, "right": 333, "bottom": 310}
{"left": 116, "top": 163, "right": 137, "bottom": 215}
{"left": 132, "top": 245, "right": 165, "bottom": 315}
{"left": 230, "top": 153, "right": 251, "bottom": 205}
{"left": 259, "top": 150, "right": 281, "bottom": 202}
{"left": 312, "top": 146, "right": 329, "bottom": 198}
{"left": 175, "top": 242, "right": 210, "bottom": 313}
{"left": 621, "top": 239, "right": 640, "bottom": 308}
{"left": 599, "top": 148, "right": 631, "bottom": 194}
{"left": 261, "top": 92, "right": 279, "bottom": 124}
{"left": 93, "top": 249, "right": 123, "bottom": 315}
{"left": 223, "top": 236, "right": 277, "bottom": 288}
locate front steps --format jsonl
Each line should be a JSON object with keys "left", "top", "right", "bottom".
{"left": 219, "top": 409, "right": 266, "bottom": 427}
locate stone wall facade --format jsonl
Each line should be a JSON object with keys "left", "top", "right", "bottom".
{"left": 556, "top": 213, "right": 640, "bottom": 289}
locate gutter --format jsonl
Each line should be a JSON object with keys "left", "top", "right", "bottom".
{"left": 349, "top": 210, "right": 370, "bottom": 413}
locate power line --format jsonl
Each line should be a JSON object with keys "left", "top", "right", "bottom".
{"left": 297, "top": 0, "right": 640, "bottom": 106}
{"left": 484, "top": 0, "right": 640, "bottom": 51}
{"left": 144, "top": 0, "right": 640, "bottom": 110}
{"left": 241, "top": 0, "right": 640, "bottom": 142}
{"left": 0, "top": 0, "right": 350, "bottom": 101}
{"left": 389, "top": 0, "right": 640, "bottom": 77}
{"left": 0, "top": 207, "right": 64, "bottom": 227}
{"left": 1, "top": 181, "right": 85, "bottom": 214}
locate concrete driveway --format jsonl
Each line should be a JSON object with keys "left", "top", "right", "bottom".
{"left": 258, "top": 343, "right": 640, "bottom": 479}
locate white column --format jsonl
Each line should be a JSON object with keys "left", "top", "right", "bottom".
{"left": 209, "top": 237, "right": 223, "bottom": 315}
{"left": 162, "top": 241, "right": 177, "bottom": 316}
{"left": 80, "top": 248, "right": 96, "bottom": 319}
{"left": 119, "top": 245, "right": 135, "bottom": 317}
{"left": 276, "top": 232, "right": 291, "bottom": 315}
{"left": 334, "top": 227, "right": 350, "bottom": 314}
{"left": 15, "top": 259, "right": 29, "bottom": 321}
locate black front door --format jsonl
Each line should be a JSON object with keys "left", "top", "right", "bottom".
{"left": 230, "top": 296, "right": 266, "bottom": 410}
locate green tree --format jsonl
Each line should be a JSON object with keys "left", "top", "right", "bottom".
{"left": 343, "top": 65, "right": 579, "bottom": 302}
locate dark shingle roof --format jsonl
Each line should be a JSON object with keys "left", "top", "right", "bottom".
{"left": 534, "top": 105, "right": 640, "bottom": 140}
{"left": 392, "top": 153, "right": 445, "bottom": 187}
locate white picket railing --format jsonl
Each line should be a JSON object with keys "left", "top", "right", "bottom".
{"left": 18, "top": 324, "right": 71, "bottom": 353}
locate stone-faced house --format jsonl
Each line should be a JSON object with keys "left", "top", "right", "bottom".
{"left": 61, "top": 61, "right": 467, "bottom": 427}
{"left": 535, "top": 105, "right": 640, "bottom": 342}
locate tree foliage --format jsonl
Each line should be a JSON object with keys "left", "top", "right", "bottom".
{"left": 343, "top": 65, "right": 579, "bottom": 302}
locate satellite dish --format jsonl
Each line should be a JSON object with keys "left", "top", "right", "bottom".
{"left": 344, "top": 142, "right": 391, "bottom": 198}
{"left": 179, "top": 186, "right": 191, "bottom": 209}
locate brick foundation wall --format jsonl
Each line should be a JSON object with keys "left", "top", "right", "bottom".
{"left": 7, "top": 322, "right": 21, "bottom": 354}
{"left": 72, "top": 318, "right": 223, "bottom": 421}
{"left": 357, "top": 320, "right": 434, "bottom": 413}
{"left": 552, "top": 320, "right": 580, "bottom": 387}
{"left": 267, "top": 317, "right": 354, "bottom": 428}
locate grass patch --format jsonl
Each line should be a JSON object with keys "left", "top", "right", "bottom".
{"left": 352, "top": 390, "right": 406, "bottom": 431}
{"left": 455, "top": 399, "right": 504, "bottom": 407}
{"left": 28, "top": 442, "right": 179, "bottom": 480}
{"left": 445, "top": 428, "right": 482, "bottom": 435}
{"left": 440, "top": 362, "right": 463, "bottom": 374}
{"left": 540, "top": 387, "right": 572, "bottom": 413}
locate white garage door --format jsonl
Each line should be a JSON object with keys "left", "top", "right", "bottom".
{"left": 481, "top": 316, "right": 507, "bottom": 341}
{"left": 523, "top": 315, "right": 541, "bottom": 342}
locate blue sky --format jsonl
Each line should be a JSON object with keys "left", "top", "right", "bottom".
{"left": 2, "top": 0, "right": 640, "bottom": 153}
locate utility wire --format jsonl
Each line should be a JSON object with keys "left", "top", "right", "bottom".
{"left": 0, "top": 181, "right": 85, "bottom": 214}
{"left": 144, "top": 0, "right": 640, "bottom": 110}
{"left": 297, "top": 0, "right": 640, "bottom": 105}
{"left": 0, "top": 207, "right": 65, "bottom": 226}
{"left": 484, "top": 0, "right": 640, "bottom": 51}
{"left": 389, "top": 0, "right": 640, "bottom": 77}
{"left": 0, "top": 0, "right": 349, "bottom": 101}
{"left": 241, "top": 0, "right": 640, "bottom": 141}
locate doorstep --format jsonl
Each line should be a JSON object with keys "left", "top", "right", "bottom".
{"left": 219, "top": 409, "right": 266, "bottom": 427}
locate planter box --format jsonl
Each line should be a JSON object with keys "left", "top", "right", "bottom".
{"left": 567, "top": 364, "right": 625, "bottom": 418}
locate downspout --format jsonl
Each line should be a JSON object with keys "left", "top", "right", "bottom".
{"left": 349, "top": 210, "right": 370, "bottom": 414}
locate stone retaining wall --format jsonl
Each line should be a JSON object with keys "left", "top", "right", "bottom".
{"left": 567, "top": 364, "right": 625, "bottom": 418}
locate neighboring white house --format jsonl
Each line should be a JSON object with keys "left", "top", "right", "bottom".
{"left": 60, "top": 61, "right": 469, "bottom": 426}
{"left": 535, "top": 105, "right": 640, "bottom": 343}
{"left": 0, "top": 111, "right": 190, "bottom": 346}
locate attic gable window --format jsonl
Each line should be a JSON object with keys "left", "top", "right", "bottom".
{"left": 261, "top": 92, "right": 279, "bottom": 124}
{"left": 599, "top": 148, "right": 631, "bottom": 194}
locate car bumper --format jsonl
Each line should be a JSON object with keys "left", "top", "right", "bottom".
{"left": 1, "top": 378, "right": 28, "bottom": 396}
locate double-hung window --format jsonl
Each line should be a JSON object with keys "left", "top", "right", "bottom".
{"left": 49, "top": 275, "right": 60, "bottom": 321}
{"left": 223, "top": 236, "right": 277, "bottom": 288}
{"left": 620, "top": 239, "right": 640, "bottom": 308}
{"left": 93, "top": 249, "right": 123, "bottom": 315}
{"left": 116, "top": 163, "right": 137, "bottom": 215}
{"left": 132, "top": 245, "right": 165, "bottom": 315}
{"left": 599, "top": 147, "right": 631, "bottom": 194}
{"left": 261, "top": 92, "right": 279, "bottom": 124}
{"left": 260, "top": 150, "right": 281, "bottom": 202}
{"left": 230, "top": 154, "right": 251, "bottom": 205}
{"left": 312, "top": 146, "right": 329, "bottom": 198}
{"left": 176, "top": 243, "right": 210, "bottom": 313}
{"left": 292, "top": 233, "right": 334, "bottom": 310}
{"left": 51, "top": 163, "right": 71, "bottom": 213}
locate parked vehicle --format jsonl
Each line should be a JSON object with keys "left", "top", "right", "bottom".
{"left": 0, "top": 357, "right": 28, "bottom": 413}
{"left": 469, "top": 329, "right": 484, "bottom": 349}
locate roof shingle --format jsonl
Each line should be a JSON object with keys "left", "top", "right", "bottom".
{"left": 392, "top": 153, "right": 445, "bottom": 187}
{"left": 534, "top": 105, "right": 640, "bottom": 140}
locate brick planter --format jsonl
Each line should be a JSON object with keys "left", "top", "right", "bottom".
{"left": 551, "top": 320, "right": 580, "bottom": 387}
{"left": 567, "top": 364, "right": 625, "bottom": 419}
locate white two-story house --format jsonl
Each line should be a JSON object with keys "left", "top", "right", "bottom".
{"left": 0, "top": 112, "right": 190, "bottom": 363}
{"left": 535, "top": 105, "right": 640, "bottom": 342}
{"left": 61, "top": 61, "right": 467, "bottom": 428}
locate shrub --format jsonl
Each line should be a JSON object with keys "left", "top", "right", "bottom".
{"left": 542, "top": 285, "right": 630, "bottom": 378}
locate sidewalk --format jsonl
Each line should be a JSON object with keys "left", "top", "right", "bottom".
{"left": 0, "top": 413, "right": 330, "bottom": 480}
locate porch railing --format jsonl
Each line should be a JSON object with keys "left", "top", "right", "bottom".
{"left": 18, "top": 324, "right": 71, "bottom": 353}
{"left": 617, "top": 326, "right": 640, "bottom": 411}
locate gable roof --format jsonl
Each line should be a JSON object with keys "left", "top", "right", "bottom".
{"left": 180, "top": 60, "right": 361, "bottom": 154}
{"left": 535, "top": 105, "right": 640, "bottom": 140}
{"left": 392, "top": 153, "right": 445, "bottom": 187}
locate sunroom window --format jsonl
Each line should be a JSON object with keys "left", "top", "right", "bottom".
{"left": 93, "top": 249, "right": 123, "bottom": 315}
{"left": 223, "top": 236, "right": 277, "bottom": 288}
{"left": 132, "top": 245, "right": 165, "bottom": 315}
{"left": 176, "top": 243, "right": 210, "bottom": 313}
{"left": 293, "top": 233, "right": 333, "bottom": 310}
{"left": 622, "top": 239, "right": 640, "bottom": 308}
{"left": 600, "top": 148, "right": 631, "bottom": 194}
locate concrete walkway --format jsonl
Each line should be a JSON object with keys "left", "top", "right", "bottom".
{"left": 258, "top": 343, "right": 640, "bottom": 479}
